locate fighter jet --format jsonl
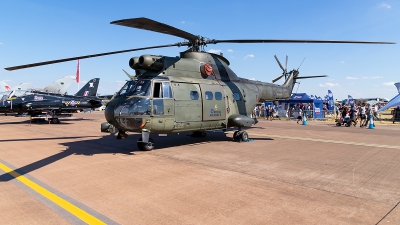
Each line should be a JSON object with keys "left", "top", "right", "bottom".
{"left": 0, "top": 78, "right": 102, "bottom": 116}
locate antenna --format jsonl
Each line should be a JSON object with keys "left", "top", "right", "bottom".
{"left": 297, "top": 57, "right": 306, "bottom": 70}
{"left": 295, "top": 81, "right": 301, "bottom": 93}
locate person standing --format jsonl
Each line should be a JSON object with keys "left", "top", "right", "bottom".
{"left": 364, "top": 103, "right": 373, "bottom": 127}
{"left": 359, "top": 103, "right": 366, "bottom": 127}
{"left": 394, "top": 106, "right": 400, "bottom": 124}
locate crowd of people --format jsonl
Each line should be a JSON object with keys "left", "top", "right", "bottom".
{"left": 336, "top": 102, "right": 382, "bottom": 127}
{"left": 253, "top": 104, "right": 277, "bottom": 121}
{"left": 253, "top": 101, "right": 400, "bottom": 125}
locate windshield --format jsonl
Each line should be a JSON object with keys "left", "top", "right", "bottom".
{"left": 118, "top": 80, "right": 135, "bottom": 95}
{"left": 117, "top": 79, "right": 151, "bottom": 97}
{"left": 128, "top": 80, "right": 151, "bottom": 96}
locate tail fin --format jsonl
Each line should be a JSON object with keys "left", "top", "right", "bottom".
{"left": 12, "top": 83, "right": 31, "bottom": 90}
{"left": 41, "top": 76, "right": 75, "bottom": 94}
{"left": 0, "top": 81, "right": 12, "bottom": 92}
{"left": 75, "top": 78, "right": 100, "bottom": 96}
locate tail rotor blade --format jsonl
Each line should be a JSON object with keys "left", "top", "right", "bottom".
{"left": 274, "top": 55, "right": 285, "bottom": 71}
{"left": 284, "top": 55, "right": 288, "bottom": 79}
{"left": 272, "top": 74, "right": 285, "bottom": 83}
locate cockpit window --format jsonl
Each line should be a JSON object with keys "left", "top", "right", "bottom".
{"left": 118, "top": 80, "right": 135, "bottom": 95}
{"left": 128, "top": 80, "right": 151, "bottom": 96}
{"left": 117, "top": 80, "right": 151, "bottom": 97}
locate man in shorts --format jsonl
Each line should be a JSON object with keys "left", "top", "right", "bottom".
{"left": 359, "top": 103, "right": 366, "bottom": 127}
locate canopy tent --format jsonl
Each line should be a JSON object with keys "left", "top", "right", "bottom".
{"left": 278, "top": 93, "right": 324, "bottom": 119}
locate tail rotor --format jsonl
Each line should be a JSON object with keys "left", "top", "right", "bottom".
{"left": 272, "top": 55, "right": 288, "bottom": 83}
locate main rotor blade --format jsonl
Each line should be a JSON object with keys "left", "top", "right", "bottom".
{"left": 209, "top": 39, "right": 395, "bottom": 44}
{"left": 295, "top": 75, "right": 328, "bottom": 79}
{"left": 4, "top": 43, "right": 185, "bottom": 71}
{"left": 274, "top": 55, "right": 284, "bottom": 71}
{"left": 111, "top": 17, "right": 199, "bottom": 43}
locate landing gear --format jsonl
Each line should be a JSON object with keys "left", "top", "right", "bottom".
{"left": 233, "top": 129, "right": 248, "bottom": 142}
{"left": 116, "top": 131, "right": 128, "bottom": 139}
{"left": 50, "top": 118, "right": 60, "bottom": 124}
{"left": 137, "top": 138, "right": 154, "bottom": 151}
{"left": 191, "top": 131, "right": 207, "bottom": 137}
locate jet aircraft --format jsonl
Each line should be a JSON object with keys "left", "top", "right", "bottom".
{"left": 0, "top": 78, "right": 102, "bottom": 118}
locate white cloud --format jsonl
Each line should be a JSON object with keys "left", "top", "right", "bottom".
{"left": 382, "top": 82, "right": 395, "bottom": 86}
{"left": 227, "top": 49, "right": 233, "bottom": 52}
{"left": 371, "top": 76, "right": 383, "bottom": 79}
{"left": 379, "top": 3, "right": 391, "bottom": 9}
{"left": 181, "top": 21, "right": 186, "bottom": 24}
{"left": 244, "top": 54, "right": 255, "bottom": 59}
{"left": 0, "top": 42, "right": 3, "bottom": 45}
{"left": 208, "top": 49, "right": 222, "bottom": 54}
{"left": 319, "top": 83, "right": 340, "bottom": 87}
{"left": 340, "top": 61, "right": 345, "bottom": 63}
{"left": 346, "top": 76, "right": 358, "bottom": 80}
{"left": 362, "top": 76, "right": 369, "bottom": 79}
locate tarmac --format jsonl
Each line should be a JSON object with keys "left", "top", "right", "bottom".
{"left": 0, "top": 112, "right": 399, "bottom": 224}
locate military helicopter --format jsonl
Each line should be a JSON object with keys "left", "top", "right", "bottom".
{"left": 5, "top": 18, "right": 395, "bottom": 150}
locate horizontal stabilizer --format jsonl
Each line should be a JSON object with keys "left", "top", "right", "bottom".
{"left": 295, "top": 75, "right": 328, "bottom": 79}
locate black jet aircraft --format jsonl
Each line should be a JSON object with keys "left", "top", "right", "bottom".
{"left": 0, "top": 78, "right": 102, "bottom": 117}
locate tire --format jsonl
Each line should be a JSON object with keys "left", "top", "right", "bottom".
{"left": 137, "top": 138, "right": 154, "bottom": 151}
{"left": 336, "top": 123, "right": 341, "bottom": 126}
{"left": 233, "top": 131, "right": 239, "bottom": 141}
{"left": 240, "top": 131, "right": 248, "bottom": 142}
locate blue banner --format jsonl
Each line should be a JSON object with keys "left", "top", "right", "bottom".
{"left": 347, "top": 95, "right": 354, "bottom": 106}
{"left": 328, "top": 90, "right": 334, "bottom": 110}
{"left": 313, "top": 102, "right": 324, "bottom": 119}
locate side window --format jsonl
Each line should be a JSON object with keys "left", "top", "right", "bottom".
{"left": 205, "top": 91, "right": 213, "bottom": 100}
{"left": 153, "top": 82, "right": 162, "bottom": 98}
{"left": 215, "top": 92, "right": 222, "bottom": 100}
{"left": 190, "top": 91, "right": 199, "bottom": 100}
{"left": 233, "top": 93, "right": 240, "bottom": 101}
{"left": 162, "top": 82, "right": 172, "bottom": 98}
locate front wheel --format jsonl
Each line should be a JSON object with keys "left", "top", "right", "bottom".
{"left": 137, "top": 138, "right": 154, "bottom": 151}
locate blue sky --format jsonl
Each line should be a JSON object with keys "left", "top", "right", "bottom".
{"left": 0, "top": 0, "right": 399, "bottom": 100}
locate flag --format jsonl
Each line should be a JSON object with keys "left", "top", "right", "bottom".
{"left": 76, "top": 59, "right": 80, "bottom": 83}
{"left": 328, "top": 90, "right": 334, "bottom": 110}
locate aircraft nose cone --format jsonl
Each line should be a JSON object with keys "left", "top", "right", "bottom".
{"left": 104, "top": 103, "right": 116, "bottom": 123}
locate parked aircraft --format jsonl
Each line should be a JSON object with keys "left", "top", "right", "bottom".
{"left": 0, "top": 78, "right": 102, "bottom": 119}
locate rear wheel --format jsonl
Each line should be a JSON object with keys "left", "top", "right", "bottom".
{"left": 240, "top": 131, "right": 248, "bottom": 142}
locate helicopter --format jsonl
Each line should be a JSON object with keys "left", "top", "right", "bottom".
{"left": 4, "top": 17, "right": 395, "bottom": 150}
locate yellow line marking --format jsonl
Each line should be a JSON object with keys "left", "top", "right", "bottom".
{"left": 249, "top": 133, "right": 400, "bottom": 150}
{"left": 0, "top": 163, "right": 106, "bottom": 225}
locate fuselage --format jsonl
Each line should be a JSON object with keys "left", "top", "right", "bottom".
{"left": 105, "top": 51, "right": 297, "bottom": 134}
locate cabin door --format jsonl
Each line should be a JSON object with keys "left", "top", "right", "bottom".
{"left": 172, "top": 82, "right": 202, "bottom": 122}
{"left": 199, "top": 84, "right": 226, "bottom": 121}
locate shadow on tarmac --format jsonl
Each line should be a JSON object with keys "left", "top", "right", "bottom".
{"left": 0, "top": 130, "right": 272, "bottom": 182}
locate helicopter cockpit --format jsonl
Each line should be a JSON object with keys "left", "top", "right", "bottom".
{"left": 109, "top": 78, "right": 174, "bottom": 131}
